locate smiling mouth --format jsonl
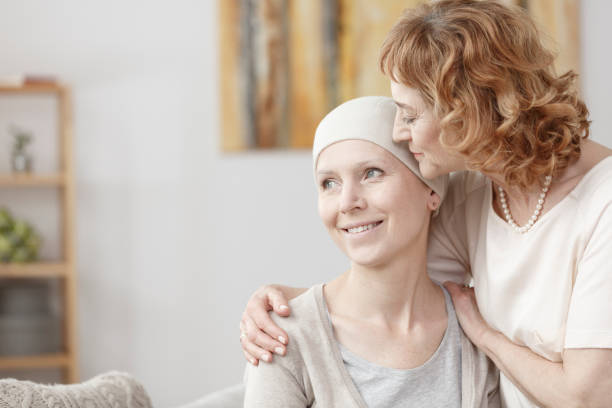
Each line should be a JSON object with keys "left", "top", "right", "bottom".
{"left": 343, "top": 221, "right": 383, "bottom": 234}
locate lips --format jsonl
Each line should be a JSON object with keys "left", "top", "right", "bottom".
{"left": 341, "top": 221, "right": 383, "bottom": 234}
{"left": 409, "top": 146, "right": 423, "bottom": 156}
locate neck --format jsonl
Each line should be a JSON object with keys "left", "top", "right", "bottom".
{"left": 325, "top": 239, "right": 441, "bottom": 330}
{"left": 486, "top": 169, "right": 555, "bottom": 233}
{"left": 486, "top": 172, "right": 532, "bottom": 204}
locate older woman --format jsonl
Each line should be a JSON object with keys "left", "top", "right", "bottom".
{"left": 244, "top": 96, "right": 499, "bottom": 408}
{"left": 240, "top": 1, "right": 612, "bottom": 407}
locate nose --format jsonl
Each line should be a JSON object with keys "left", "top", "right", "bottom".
{"left": 339, "top": 181, "right": 366, "bottom": 213}
{"left": 392, "top": 112, "right": 410, "bottom": 143}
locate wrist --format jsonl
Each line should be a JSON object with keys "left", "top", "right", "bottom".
{"left": 477, "top": 326, "right": 502, "bottom": 354}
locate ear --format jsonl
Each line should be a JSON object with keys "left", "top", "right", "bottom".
{"left": 427, "top": 190, "right": 441, "bottom": 212}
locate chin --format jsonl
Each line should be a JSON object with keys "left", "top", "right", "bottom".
{"left": 348, "top": 251, "right": 389, "bottom": 268}
{"left": 418, "top": 163, "right": 442, "bottom": 179}
{"left": 420, "top": 160, "right": 458, "bottom": 178}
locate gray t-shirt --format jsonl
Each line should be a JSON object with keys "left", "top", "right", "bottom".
{"left": 328, "top": 286, "right": 462, "bottom": 408}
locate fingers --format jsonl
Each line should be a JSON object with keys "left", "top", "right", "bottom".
{"left": 443, "top": 280, "right": 460, "bottom": 293}
{"left": 239, "top": 285, "right": 291, "bottom": 366}
{"left": 242, "top": 349, "right": 258, "bottom": 366}
{"left": 241, "top": 314, "right": 286, "bottom": 362}
{"left": 241, "top": 326, "right": 272, "bottom": 364}
{"left": 250, "top": 310, "right": 289, "bottom": 350}
{"left": 241, "top": 317, "right": 272, "bottom": 363}
{"left": 247, "top": 290, "right": 290, "bottom": 346}
{"left": 246, "top": 313, "right": 287, "bottom": 354}
{"left": 443, "top": 281, "right": 475, "bottom": 300}
{"left": 268, "top": 289, "right": 291, "bottom": 317}
{"left": 443, "top": 281, "right": 464, "bottom": 301}
{"left": 240, "top": 321, "right": 259, "bottom": 365}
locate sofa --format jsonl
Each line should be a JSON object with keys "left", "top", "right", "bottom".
{"left": 0, "top": 372, "right": 244, "bottom": 408}
{"left": 0, "top": 372, "right": 152, "bottom": 408}
{"left": 178, "top": 384, "right": 244, "bottom": 408}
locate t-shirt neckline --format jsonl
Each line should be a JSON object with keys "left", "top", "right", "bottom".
{"left": 487, "top": 155, "right": 612, "bottom": 233}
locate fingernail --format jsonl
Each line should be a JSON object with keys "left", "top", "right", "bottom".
{"left": 274, "top": 347, "right": 284, "bottom": 355}
{"left": 279, "top": 305, "right": 289, "bottom": 312}
{"left": 250, "top": 358, "right": 257, "bottom": 366}
{"left": 261, "top": 353, "right": 271, "bottom": 362}
{"left": 278, "top": 336, "right": 287, "bottom": 345}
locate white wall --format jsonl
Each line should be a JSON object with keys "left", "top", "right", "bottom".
{"left": 581, "top": 1, "right": 612, "bottom": 145}
{"left": 0, "top": 1, "right": 610, "bottom": 406}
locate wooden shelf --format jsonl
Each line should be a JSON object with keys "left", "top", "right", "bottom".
{"left": 0, "top": 173, "right": 65, "bottom": 187}
{"left": 0, "top": 262, "right": 68, "bottom": 278}
{"left": 0, "top": 83, "right": 62, "bottom": 94}
{"left": 0, "top": 353, "right": 69, "bottom": 370}
{"left": 0, "top": 82, "right": 78, "bottom": 382}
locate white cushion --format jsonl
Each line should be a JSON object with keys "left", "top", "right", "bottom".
{"left": 0, "top": 371, "right": 152, "bottom": 408}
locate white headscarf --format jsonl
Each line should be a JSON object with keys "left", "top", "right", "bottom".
{"left": 312, "top": 96, "right": 449, "bottom": 203}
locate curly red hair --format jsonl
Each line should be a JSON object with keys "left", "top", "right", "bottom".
{"left": 380, "top": 0, "right": 590, "bottom": 190}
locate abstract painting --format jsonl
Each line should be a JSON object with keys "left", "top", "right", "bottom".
{"left": 219, "top": 0, "right": 419, "bottom": 150}
{"left": 219, "top": 0, "right": 580, "bottom": 151}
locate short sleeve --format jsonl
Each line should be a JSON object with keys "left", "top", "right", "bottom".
{"left": 427, "top": 172, "right": 472, "bottom": 285}
{"left": 243, "top": 359, "right": 308, "bottom": 408}
{"left": 565, "top": 198, "right": 612, "bottom": 349}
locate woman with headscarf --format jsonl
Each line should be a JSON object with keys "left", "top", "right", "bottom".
{"left": 244, "top": 96, "right": 499, "bottom": 407}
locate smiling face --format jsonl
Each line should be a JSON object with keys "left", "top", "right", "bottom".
{"left": 316, "top": 140, "right": 439, "bottom": 268}
{"left": 390, "top": 81, "right": 467, "bottom": 178}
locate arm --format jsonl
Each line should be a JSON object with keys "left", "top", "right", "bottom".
{"left": 427, "top": 172, "right": 471, "bottom": 284}
{"left": 445, "top": 283, "right": 612, "bottom": 408}
{"left": 483, "top": 331, "right": 612, "bottom": 408}
{"left": 240, "top": 284, "right": 307, "bottom": 365}
{"left": 244, "top": 354, "right": 309, "bottom": 408}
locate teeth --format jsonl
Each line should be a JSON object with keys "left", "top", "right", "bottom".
{"left": 347, "top": 222, "right": 378, "bottom": 234}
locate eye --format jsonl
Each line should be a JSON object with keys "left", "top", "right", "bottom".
{"left": 402, "top": 116, "right": 416, "bottom": 125}
{"left": 365, "top": 168, "right": 383, "bottom": 179}
{"left": 322, "top": 179, "right": 338, "bottom": 190}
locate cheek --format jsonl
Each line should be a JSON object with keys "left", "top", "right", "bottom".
{"left": 418, "top": 124, "right": 441, "bottom": 148}
{"left": 385, "top": 181, "right": 431, "bottom": 221}
{"left": 318, "top": 198, "right": 335, "bottom": 228}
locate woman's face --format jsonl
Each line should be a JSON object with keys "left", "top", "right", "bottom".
{"left": 390, "top": 81, "right": 467, "bottom": 178}
{"left": 316, "top": 140, "right": 438, "bottom": 268}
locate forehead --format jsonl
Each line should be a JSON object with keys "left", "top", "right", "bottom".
{"left": 316, "top": 140, "right": 399, "bottom": 172}
{"left": 390, "top": 81, "right": 427, "bottom": 111}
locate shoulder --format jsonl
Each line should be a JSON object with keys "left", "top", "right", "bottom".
{"left": 564, "top": 157, "right": 612, "bottom": 254}
{"left": 433, "top": 170, "right": 488, "bottom": 241}
{"left": 568, "top": 141, "right": 612, "bottom": 204}
{"left": 448, "top": 170, "right": 488, "bottom": 197}
{"left": 573, "top": 156, "right": 612, "bottom": 215}
{"left": 270, "top": 285, "right": 324, "bottom": 338}
{"left": 438, "top": 171, "right": 488, "bottom": 219}
{"left": 244, "top": 286, "right": 326, "bottom": 405}
{"left": 268, "top": 284, "right": 330, "bottom": 368}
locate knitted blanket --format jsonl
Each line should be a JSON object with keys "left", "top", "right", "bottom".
{"left": 0, "top": 372, "right": 152, "bottom": 408}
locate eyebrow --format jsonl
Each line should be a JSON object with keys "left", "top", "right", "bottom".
{"left": 354, "top": 159, "right": 385, "bottom": 168}
{"left": 316, "top": 159, "right": 389, "bottom": 176}
{"left": 393, "top": 100, "right": 416, "bottom": 113}
{"left": 316, "top": 169, "right": 334, "bottom": 177}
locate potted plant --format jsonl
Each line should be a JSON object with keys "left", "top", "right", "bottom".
{"left": 9, "top": 125, "right": 33, "bottom": 173}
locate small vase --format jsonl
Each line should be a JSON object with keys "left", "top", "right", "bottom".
{"left": 11, "top": 151, "right": 32, "bottom": 173}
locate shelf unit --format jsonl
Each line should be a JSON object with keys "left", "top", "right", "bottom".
{"left": 0, "top": 83, "right": 78, "bottom": 383}
{"left": 0, "top": 173, "right": 66, "bottom": 187}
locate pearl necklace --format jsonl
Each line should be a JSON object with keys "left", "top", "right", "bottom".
{"left": 497, "top": 175, "right": 552, "bottom": 234}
